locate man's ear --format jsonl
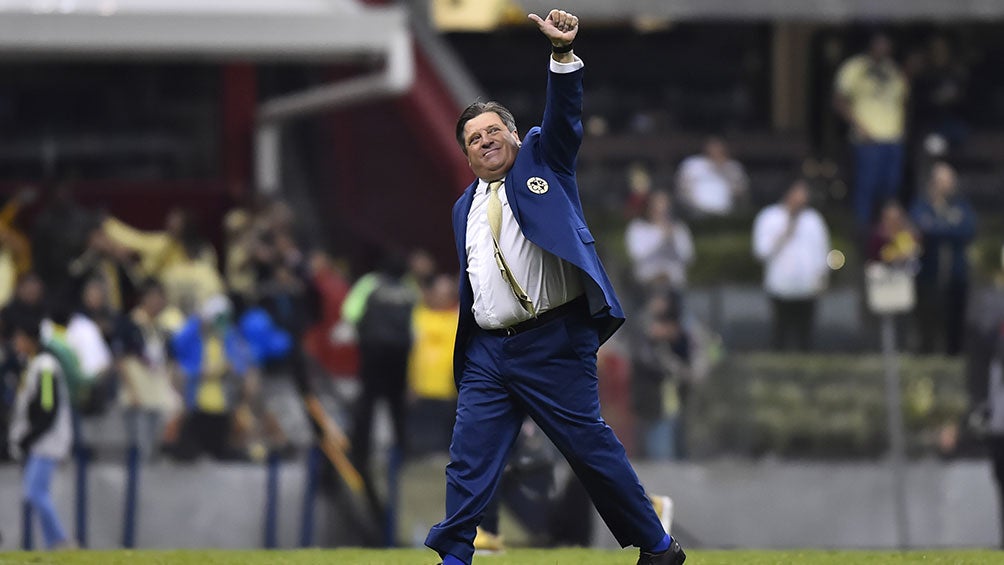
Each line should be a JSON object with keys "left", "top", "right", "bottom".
{"left": 511, "top": 130, "right": 521, "bottom": 146}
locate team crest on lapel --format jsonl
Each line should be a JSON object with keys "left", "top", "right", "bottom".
{"left": 527, "top": 177, "right": 549, "bottom": 194}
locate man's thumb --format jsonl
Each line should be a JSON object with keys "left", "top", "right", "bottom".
{"left": 527, "top": 13, "right": 545, "bottom": 27}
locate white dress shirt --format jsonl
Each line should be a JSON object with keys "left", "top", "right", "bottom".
{"left": 467, "top": 177, "right": 584, "bottom": 330}
{"left": 752, "top": 204, "right": 831, "bottom": 299}
{"left": 465, "top": 56, "right": 586, "bottom": 330}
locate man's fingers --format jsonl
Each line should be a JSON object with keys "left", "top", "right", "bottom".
{"left": 529, "top": 9, "right": 578, "bottom": 35}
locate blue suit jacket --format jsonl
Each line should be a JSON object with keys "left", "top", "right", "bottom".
{"left": 451, "top": 63, "right": 625, "bottom": 384}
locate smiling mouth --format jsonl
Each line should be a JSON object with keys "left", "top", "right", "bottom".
{"left": 483, "top": 148, "right": 499, "bottom": 159}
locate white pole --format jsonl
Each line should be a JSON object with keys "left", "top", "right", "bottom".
{"left": 255, "top": 125, "right": 281, "bottom": 196}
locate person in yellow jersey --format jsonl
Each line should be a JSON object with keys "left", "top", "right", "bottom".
{"left": 407, "top": 273, "right": 460, "bottom": 457}
{"left": 834, "top": 32, "right": 909, "bottom": 228}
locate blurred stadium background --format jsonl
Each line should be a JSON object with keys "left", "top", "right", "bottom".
{"left": 2, "top": 0, "right": 1004, "bottom": 558}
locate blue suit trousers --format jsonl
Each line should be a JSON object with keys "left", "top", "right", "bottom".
{"left": 853, "top": 141, "right": 904, "bottom": 227}
{"left": 425, "top": 307, "right": 665, "bottom": 563}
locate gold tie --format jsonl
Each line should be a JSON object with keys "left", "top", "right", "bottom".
{"left": 487, "top": 181, "right": 536, "bottom": 316}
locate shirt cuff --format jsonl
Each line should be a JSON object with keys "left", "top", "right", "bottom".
{"left": 550, "top": 55, "right": 584, "bottom": 74}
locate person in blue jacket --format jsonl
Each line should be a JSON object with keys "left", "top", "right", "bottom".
{"left": 424, "top": 9, "right": 683, "bottom": 565}
{"left": 170, "top": 295, "right": 291, "bottom": 459}
{"left": 910, "top": 161, "right": 976, "bottom": 355}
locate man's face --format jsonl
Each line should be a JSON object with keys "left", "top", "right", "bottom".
{"left": 17, "top": 278, "right": 42, "bottom": 305}
{"left": 931, "top": 163, "right": 957, "bottom": 198}
{"left": 142, "top": 289, "right": 166, "bottom": 316}
{"left": 705, "top": 139, "right": 728, "bottom": 163}
{"left": 462, "top": 112, "right": 521, "bottom": 181}
{"left": 870, "top": 35, "right": 892, "bottom": 61}
{"left": 83, "top": 281, "right": 106, "bottom": 312}
{"left": 12, "top": 330, "right": 34, "bottom": 359}
{"left": 785, "top": 182, "right": 809, "bottom": 211}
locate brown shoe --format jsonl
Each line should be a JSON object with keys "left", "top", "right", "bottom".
{"left": 637, "top": 538, "right": 686, "bottom": 565}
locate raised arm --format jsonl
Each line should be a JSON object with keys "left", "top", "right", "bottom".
{"left": 529, "top": 9, "right": 583, "bottom": 175}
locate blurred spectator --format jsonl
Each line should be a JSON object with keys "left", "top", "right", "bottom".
{"left": 912, "top": 36, "right": 970, "bottom": 148}
{"left": 625, "top": 191, "right": 695, "bottom": 296}
{"left": 675, "top": 137, "right": 749, "bottom": 218}
{"left": 160, "top": 237, "right": 225, "bottom": 316}
{"left": 102, "top": 208, "right": 216, "bottom": 282}
{"left": 753, "top": 179, "right": 831, "bottom": 351}
{"left": 69, "top": 224, "right": 135, "bottom": 313}
{"left": 972, "top": 317, "right": 1004, "bottom": 548}
{"left": 631, "top": 293, "right": 691, "bottom": 461}
{"left": 868, "top": 201, "right": 921, "bottom": 267}
{"left": 117, "top": 279, "right": 181, "bottom": 459}
{"left": 65, "top": 277, "right": 115, "bottom": 387}
{"left": 302, "top": 251, "right": 357, "bottom": 378}
{"left": 7, "top": 315, "right": 73, "bottom": 549}
{"left": 170, "top": 295, "right": 254, "bottom": 461}
{"left": 834, "top": 32, "right": 909, "bottom": 228}
{"left": 0, "top": 188, "right": 35, "bottom": 308}
{"left": 255, "top": 231, "right": 317, "bottom": 341}
{"left": 222, "top": 208, "right": 257, "bottom": 311}
{"left": 0, "top": 273, "right": 47, "bottom": 342}
{"left": 622, "top": 161, "right": 653, "bottom": 220}
{"left": 342, "top": 254, "right": 418, "bottom": 478}
{"left": 39, "top": 313, "right": 88, "bottom": 416}
{"left": 233, "top": 199, "right": 320, "bottom": 343}
{"left": 910, "top": 161, "right": 976, "bottom": 356}
{"left": 31, "top": 183, "right": 92, "bottom": 313}
{"left": 246, "top": 200, "right": 297, "bottom": 288}
{"left": 406, "top": 273, "right": 459, "bottom": 457}
{"left": 408, "top": 249, "right": 437, "bottom": 289}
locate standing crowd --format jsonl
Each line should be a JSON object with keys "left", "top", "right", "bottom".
{"left": 620, "top": 30, "right": 987, "bottom": 461}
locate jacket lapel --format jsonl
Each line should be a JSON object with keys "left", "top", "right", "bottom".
{"left": 455, "top": 181, "right": 478, "bottom": 269}
{"left": 504, "top": 170, "right": 524, "bottom": 228}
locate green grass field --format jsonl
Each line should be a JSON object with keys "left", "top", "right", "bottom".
{"left": 0, "top": 549, "right": 1001, "bottom": 565}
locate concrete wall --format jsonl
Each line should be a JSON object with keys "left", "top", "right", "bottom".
{"left": 0, "top": 460, "right": 308, "bottom": 550}
{"left": 624, "top": 460, "right": 1000, "bottom": 549}
{"left": 1, "top": 459, "right": 1000, "bottom": 550}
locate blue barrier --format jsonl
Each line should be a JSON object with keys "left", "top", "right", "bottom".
{"left": 299, "top": 446, "right": 321, "bottom": 547}
{"left": 122, "top": 445, "right": 141, "bottom": 548}
{"left": 384, "top": 445, "right": 403, "bottom": 548}
{"left": 22, "top": 500, "right": 33, "bottom": 550}
{"left": 74, "top": 446, "right": 89, "bottom": 548}
{"left": 263, "top": 451, "right": 281, "bottom": 549}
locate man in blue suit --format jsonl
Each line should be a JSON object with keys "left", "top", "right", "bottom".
{"left": 425, "top": 9, "right": 685, "bottom": 565}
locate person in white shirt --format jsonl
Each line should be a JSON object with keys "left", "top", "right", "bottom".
{"left": 752, "top": 179, "right": 831, "bottom": 351}
{"left": 675, "top": 137, "right": 749, "bottom": 217}
{"left": 625, "top": 191, "right": 694, "bottom": 294}
{"left": 65, "top": 277, "right": 114, "bottom": 382}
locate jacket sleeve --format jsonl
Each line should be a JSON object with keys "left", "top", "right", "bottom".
{"left": 9, "top": 359, "right": 59, "bottom": 458}
{"left": 539, "top": 58, "right": 585, "bottom": 176}
{"left": 341, "top": 273, "right": 379, "bottom": 326}
{"left": 7, "top": 368, "right": 34, "bottom": 457}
